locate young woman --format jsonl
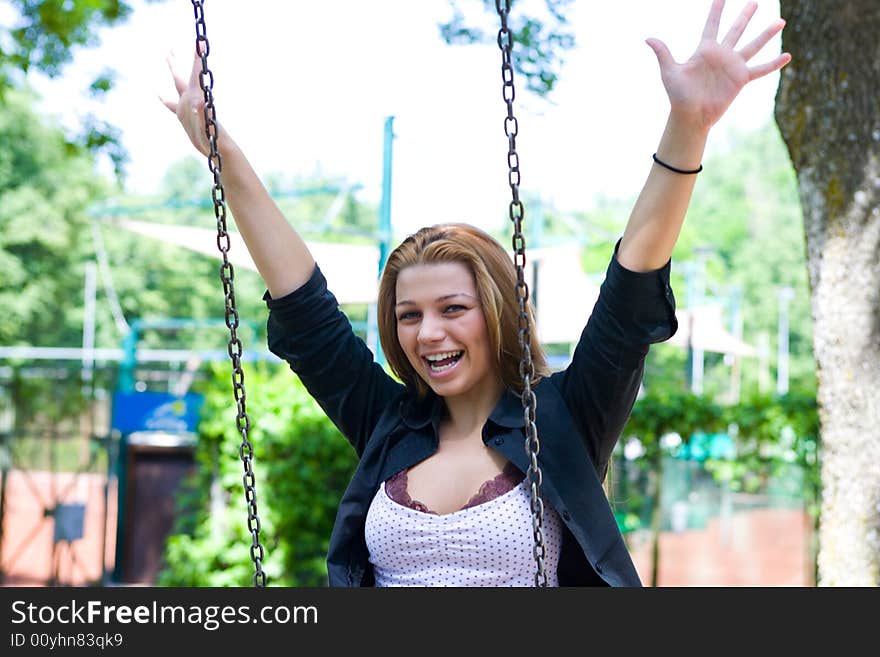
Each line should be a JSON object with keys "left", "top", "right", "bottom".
{"left": 163, "top": 0, "right": 790, "bottom": 586}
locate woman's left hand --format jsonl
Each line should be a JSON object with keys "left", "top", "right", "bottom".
{"left": 646, "top": 0, "right": 791, "bottom": 132}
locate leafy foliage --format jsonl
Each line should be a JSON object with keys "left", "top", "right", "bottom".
{"left": 558, "top": 122, "right": 814, "bottom": 398}
{"left": 0, "top": 89, "right": 107, "bottom": 429}
{"left": 439, "top": 0, "right": 575, "bottom": 95}
{"left": 616, "top": 388, "right": 819, "bottom": 527}
{"left": 614, "top": 387, "right": 819, "bottom": 582}
{"left": 683, "top": 124, "right": 814, "bottom": 395}
{"left": 2, "top": 0, "right": 131, "bottom": 82}
{"left": 158, "top": 362, "right": 359, "bottom": 586}
{"left": 708, "top": 390, "right": 820, "bottom": 511}
{"left": 1, "top": 1, "right": 167, "bottom": 177}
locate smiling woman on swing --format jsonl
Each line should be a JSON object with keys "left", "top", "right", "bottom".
{"left": 161, "top": 0, "right": 789, "bottom": 587}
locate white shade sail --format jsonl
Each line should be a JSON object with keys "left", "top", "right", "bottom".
{"left": 113, "top": 218, "right": 380, "bottom": 304}
{"left": 112, "top": 219, "right": 755, "bottom": 356}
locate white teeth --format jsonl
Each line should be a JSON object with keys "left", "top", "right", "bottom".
{"left": 424, "top": 351, "right": 463, "bottom": 362}
{"left": 424, "top": 351, "right": 463, "bottom": 372}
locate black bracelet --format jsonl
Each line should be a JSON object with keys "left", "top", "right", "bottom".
{"left": 652, "top": 152, "right": 703, "bottom": 174}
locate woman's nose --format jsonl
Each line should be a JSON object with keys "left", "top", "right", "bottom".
{"left": 417, "top": 315, "right": 445, "bottom": 343}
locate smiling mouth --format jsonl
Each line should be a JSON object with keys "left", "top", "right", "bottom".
{"left": 423, "top": 350, "right": 464, "bottom": 372}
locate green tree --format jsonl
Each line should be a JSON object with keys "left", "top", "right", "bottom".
{"left": 2, "top": 0, "right": 134, "bottom": 85}
{"left": 0, "top": 90, "right": 104, "bottom": 348}
{"left": 683, "top": 123, "right": 814, "bottom": 397}
{"left": 0, "top": 89, "right": 109, "bottom": 430}
{"left": 564, "top": 123, "right": 813, "bottom": 401}
{"left": 2, "top": 1, "right": 168, "bottom": 176}
{"left": 440, "top": 0, "right": 574, "bottom": 94}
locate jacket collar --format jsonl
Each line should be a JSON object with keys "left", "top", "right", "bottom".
{"left": 487, "top": 387, "right": 526, "bottom": 429}
{"left": 399, "top": 392, "right": 443, "bottom": 430}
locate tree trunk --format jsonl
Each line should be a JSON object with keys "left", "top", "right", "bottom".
{"left": 775, "top": 1, "right": 880, "bottom": 586}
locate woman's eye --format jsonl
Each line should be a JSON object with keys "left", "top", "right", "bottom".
{"left": 398, "top": 311, "right": 419, "bottom": 321}
{"left": 444, "top": 305, "right": 466, "bottom": 314}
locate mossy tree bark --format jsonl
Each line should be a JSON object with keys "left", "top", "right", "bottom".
{"left": 775, "top": 1, "right": 880, "bottom": 586}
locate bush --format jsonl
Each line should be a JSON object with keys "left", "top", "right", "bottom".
{"left": 158, "top": 361, "right": 358, "bottom": 586}
{"left": 613, "top": 388, "right": 819, "bottom": 529}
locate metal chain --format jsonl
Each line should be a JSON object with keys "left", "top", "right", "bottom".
{"left": 495, "top": 0, "right": 548, "bottom": 587}
{"left": 191, "top": 0, "right": 266, "bottom": 587}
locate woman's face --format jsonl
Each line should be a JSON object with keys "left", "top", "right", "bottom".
{"left": 395, "top": 261, "right": 499, "bottom": 402}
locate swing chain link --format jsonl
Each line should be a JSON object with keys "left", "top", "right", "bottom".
{"left": 495, "top": 0, "right": 548, "bottom": 588}
{"left": 191, "top": 0, "right": 267, "bottom": 587}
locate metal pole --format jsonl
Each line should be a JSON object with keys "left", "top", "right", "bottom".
{"left": 530, "top": 200, "right": 544, "bottom": 313}
{"left": 690, "top": 249, "right": 711, "bottom": 394}
{"left": 0, "top": 431, "right": 8, "bottom": 583}
{"left": 372, "top": 116, "right": 395, "bottom": 367}
{"left": 757, "top": 330, "right": 771, "bottom": 393}
{"left": 728, "top": 285, "right": 743, "bottom": 404}
{"left": 112, "top": 316, "right": 137, "bottom": 583}
{"left": 118, "top": 321, "right": 140, "bottom": 393}
{"left": 378, "top": 116, "right": 395, "bottom": 273}
{"left": 777, "top": 286, "right": 794, "bottom": 395}
{"left": 99, "top": 435, "right": 111, "bottom": 584}
{"left": 82, "top": 262, "right": 97, "bottom": 396}
{"left": 111, "top": 431, "right": 128, "bottom": 584}
{"left": 685, "top": 261, "right": 695, "bottom": 390}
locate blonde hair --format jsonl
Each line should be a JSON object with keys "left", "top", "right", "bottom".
{"left": 377, "top": 223, "right": 550, "bottom": 398}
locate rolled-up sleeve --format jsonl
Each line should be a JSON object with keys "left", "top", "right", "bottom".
{"left": 263, "top": 265, "right": 403, "bottom": 456}
{"left": 552, "top": 241, "right": 678, "bottom": 477}
{"left": 594, "top": 243, "right": 678, "bottom": 357}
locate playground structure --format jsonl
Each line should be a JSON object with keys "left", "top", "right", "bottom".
{"left": 0, "top": 411, "right": 813, "bottom": 586}
{"left": 0, "top": 339, "right": 249, "bottom": 586}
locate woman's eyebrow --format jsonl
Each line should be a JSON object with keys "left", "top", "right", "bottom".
{"left": 395, "top": 292, "right": 476, "bottom": 307}
{"left": 435, "top": 292, "right": 476, "bottom": 302}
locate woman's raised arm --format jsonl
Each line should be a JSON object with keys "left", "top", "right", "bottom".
{"left": 617, "top": 0, "right": 791, "bottom": 272}
{"left": 161, "top": 47, "right": 315, "bottom": 299}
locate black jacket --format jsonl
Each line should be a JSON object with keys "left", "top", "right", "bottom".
{"left": 264, "top": 244, "right": 677, "bottom": 586}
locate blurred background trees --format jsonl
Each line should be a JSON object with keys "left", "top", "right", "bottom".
{"left": 4, "top": 0, "right": 874, "bottom": 586}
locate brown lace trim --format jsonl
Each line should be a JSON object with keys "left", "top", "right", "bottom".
{"left": 384, "top": 461, "right": 524, "bottom": 515}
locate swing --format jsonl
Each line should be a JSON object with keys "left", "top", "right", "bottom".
{"left": 189, "top": 0, "right": 548, "bottom": 588}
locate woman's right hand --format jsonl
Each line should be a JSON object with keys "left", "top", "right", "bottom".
{"left": 160, "top": 46, "right": 215, "bottom": 157}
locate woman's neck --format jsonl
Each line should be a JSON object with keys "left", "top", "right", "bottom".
{"left": 440, "top": 379, "right": 505, "bottom": 439}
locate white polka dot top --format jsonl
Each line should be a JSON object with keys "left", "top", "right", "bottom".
{"left": 364, "top": 473, "right": 563, "bottom": 587}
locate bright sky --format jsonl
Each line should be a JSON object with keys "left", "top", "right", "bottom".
{"left": 28, "top": 0, "right": 785, "bottom": 238}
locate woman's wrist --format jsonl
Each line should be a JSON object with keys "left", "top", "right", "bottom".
{"left": 210, "top": 124, "right": 234, "bottom": 156}
{"left": 654, "top": 112, "right": 710, "bottom": 172}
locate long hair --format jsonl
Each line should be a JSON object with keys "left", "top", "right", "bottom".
{"left": 377, "top": 223, "right": 550, "bottom": 398}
